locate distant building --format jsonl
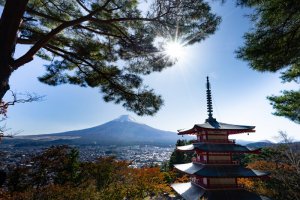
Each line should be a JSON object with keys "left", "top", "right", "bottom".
{"left": 171, "top": 77, "right": 270, "bottom": 200}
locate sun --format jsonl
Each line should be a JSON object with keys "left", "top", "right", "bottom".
{"left": 164, "top": 40, "right": 185, "bottom": 60}
{"left": 153, "top": 37, "right": 186, "bottom": 61}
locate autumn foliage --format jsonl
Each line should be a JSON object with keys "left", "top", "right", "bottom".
{"left": 238, "top": 145, "right": 300, "bottom": 200}
{"left": 0, "top": 146, "right": 173, "bottom": 200}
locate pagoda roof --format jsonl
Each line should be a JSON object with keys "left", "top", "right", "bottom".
{"left": 174, "top": 163, "right": 269, "bottom": 178}
{"left": 172, "top": 182, "right": 205, "bottom": 200}
{"left": 177, "top": 143, "right": 260, "bottom": 153}
{"left": 178, "top": 120, "right": 255, "bottom": 135}
{"left": 195, "top": 121, "right": 255, "bottom": 130}
{"left": 171, "top": 182, "right": 270, "bottom": 200}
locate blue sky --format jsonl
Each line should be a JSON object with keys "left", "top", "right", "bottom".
{"left": 2, "top": 1, "right": 299, "bottom": 142}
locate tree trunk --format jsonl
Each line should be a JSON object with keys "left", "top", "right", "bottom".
{"left": 0, "top": 0, "right": 28, "bottom": 101}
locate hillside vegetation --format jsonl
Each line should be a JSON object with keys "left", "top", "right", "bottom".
{"left": 0, "top": 139, "right": 299, "bottom": 200}
{"left": 0, "top": 145, "right": 176, "bottom": 200}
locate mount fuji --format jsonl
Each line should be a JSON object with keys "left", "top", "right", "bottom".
{"left": 11, "top": 115, "right": 185, "bottom": 146}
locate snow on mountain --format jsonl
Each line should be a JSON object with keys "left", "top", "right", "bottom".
{"left": 112, "top": 115, "right": 137, "bottom": 123}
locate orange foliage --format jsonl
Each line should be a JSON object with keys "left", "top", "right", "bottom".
{"left": 247, "top": 160, "right": 294, "bottom": 172}
{"left": 238, "top": 178, "right": 254, "bottom": 189}
{"left": 239, "top": 159, "right": 299, "bottom": 199}
{"left": 174, "top": 174, "right": 190, "bottom": 183}
{"left": 1, "top": 149, "right": 173, "bottom": 200}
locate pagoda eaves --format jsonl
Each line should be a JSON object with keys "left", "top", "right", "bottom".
{"left": 172, "top": 182, "right": 270, "bottom": 200}
{"left": 177, "top": 143, "right": 261, "bottom": 153}
{"left": 174, "top": 162, "right": 270, "bottom": 178}
{"left": 178, "top": 121, "right": 255, "bottom": 135}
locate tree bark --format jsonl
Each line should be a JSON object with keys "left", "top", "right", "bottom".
{"left": 0, "top": 0, "right": 29, "bottom": 101}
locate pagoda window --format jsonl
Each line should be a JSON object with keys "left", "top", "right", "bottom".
{"left": 191, "top": 176, "right": 196, "bottom": 182}
{"left": 203, "top": 177, "right": 207, "bottom": 185}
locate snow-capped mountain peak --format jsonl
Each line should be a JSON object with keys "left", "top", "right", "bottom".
{"left": 113, "top": 115, "right": 137, "bottom": 123}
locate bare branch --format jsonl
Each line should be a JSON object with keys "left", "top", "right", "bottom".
{"left": 0, "top": 91, "right": 43, "bottom": 139}
{"left": 2, "top": 90, "right": 44, "bottom": 107}
{"left": 0, "top": 123, "right": 22, "bottom": 141}
{"left": 277, "top": 131, "right": 300, "bottom": 174}
{"left": 0, "top": 90, "right": 44, "bottom": 120}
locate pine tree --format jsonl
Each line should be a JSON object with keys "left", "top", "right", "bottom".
{"left": 0, "top": 0, "right": 220, "bottom": 115}
{"left": 236, "top": 0, "right": 300, "bottom": 123}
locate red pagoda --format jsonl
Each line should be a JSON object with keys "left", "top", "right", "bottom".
{"left": 171, "top": 77, "right": 270, "bottom": 200}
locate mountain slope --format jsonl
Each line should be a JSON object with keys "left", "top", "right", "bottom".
{"left": 14, "top": 115, "right": 185, "bottom": 146}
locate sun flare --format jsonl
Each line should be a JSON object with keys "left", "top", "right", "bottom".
{"left": 164, "top": 41, "right": 185, "bottom": 60}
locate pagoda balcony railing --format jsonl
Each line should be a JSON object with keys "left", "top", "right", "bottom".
{"left": 193, "top": 139, "right": 236, "bottom": 144}
{"left": 192, "top": 180, "right": 239, "bottom": 190}
{"left": 192, "top": 157, "right": 240, "bottom": 165}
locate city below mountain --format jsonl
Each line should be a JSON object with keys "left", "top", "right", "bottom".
{"left": 4, "top": 115, "right": 274, "bottom": 147}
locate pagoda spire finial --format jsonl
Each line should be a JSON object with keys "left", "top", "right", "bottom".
{"left": 206, "top": 76, "right": 213, "bottom": 120}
